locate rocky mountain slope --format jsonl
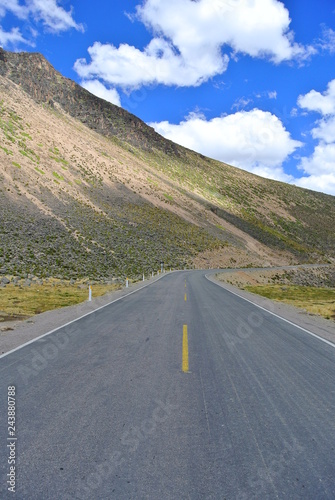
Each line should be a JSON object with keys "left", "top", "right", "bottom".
{"left": 0, "top": 48, "right": 334, "bottom": 280}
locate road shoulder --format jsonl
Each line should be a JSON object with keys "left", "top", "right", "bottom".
{"left": 207, "top": 272, "right": 335, "bottom": 346}
{"left": 0, "top": 275, "right": 164, "bottom": 357}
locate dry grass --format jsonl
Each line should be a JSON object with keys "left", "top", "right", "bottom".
{"left": 0, "top": 282, "right": 121, "bottom": 321}
{"left": 245, "top": 284, "right": 335, "bottom": 321}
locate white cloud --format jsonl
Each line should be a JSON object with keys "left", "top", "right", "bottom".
{"left": 299, "top": 143, "right": 335, "bottom": 177}
{"left": 298, "top": 79, "right": 335, "bottom": 116}
{"left": 28, "top": 0, "right": 84, "bottom": 33}
{"left": 311, "top": 116, "right": 335, "bottom": 144}
{"left": 0, "top": 0, "right": 28, "bottom": 19}
{"left": 316, "top": 26, "right": 335, "bottom": 54}
{"left": 0, "top": 26, "right": 32, "bottom": 47}
{"left": 75, "top": 38, "right": 226, "bottom": 88}
{"left": 137, "top": 0, "right": 312, "bottom": 63}
{"left": 75, "top": 0, "right": 314, "bottom": 89}
{"left": 0, "top": 0, "right": 83, "bottom": 47}
{"left": 232, "top": 97, "right": 253, "bottom": 111}
{"left": 294, "top": 173, "right": 335, "bottom": 196}
{"left": 297, "top": 80, "right": 335, "bottom": 195}
{"left": 150, "top": 109, "right": 301, "bottom": 182}
{"left": 81, "top": 80, "right": 121, "bottom": 107}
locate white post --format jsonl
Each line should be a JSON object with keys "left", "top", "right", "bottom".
{"left": 88, "top": 285, "right": 92, "bottom": 301}
{"left": 152, "top": 271, "right": 154, "bottom": 278}
{"left": 143, "top": 273, "right": 145, "bottom": 281}
{"left": 126, "top": 278, "right": 129, "bottom": 288}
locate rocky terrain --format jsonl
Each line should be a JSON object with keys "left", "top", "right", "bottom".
{"left": 0, "top": 48, "right": 179, "bottom": 155}
{"left": 216, "top": 265, "right": 335, "bottom": 289}
{"left": 0, "top": 48, "right": 335, "bottom": 282}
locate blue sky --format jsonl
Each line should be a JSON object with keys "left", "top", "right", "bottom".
{"left": 1, "top": 1, "right": 335, "bottom": 195}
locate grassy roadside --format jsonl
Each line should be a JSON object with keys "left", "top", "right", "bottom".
{"left": 0, "top": 282, "right": 121, "bottom": 322}
{"left": 244, "top": 284, "right": 335, "bottom": 321}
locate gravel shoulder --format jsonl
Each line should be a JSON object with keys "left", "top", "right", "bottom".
{"left": 0, "top": 275, "right": 164, "bottom": 356}
{"left": 208, "top": 267, "right": 335, "bottom": 346}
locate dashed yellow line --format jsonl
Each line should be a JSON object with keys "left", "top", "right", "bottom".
{"left": 184, "top": 293, "right": 187, "bottom": 301}
{"left": 182, "top": 324, "right": 189, "bottom": 373}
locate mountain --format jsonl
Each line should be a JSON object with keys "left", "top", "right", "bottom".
{"left": 0, "top": 48, "right": 334, "bottom": 280}
{"left": 0, "top": 48, "right": 179, "bottom": 155}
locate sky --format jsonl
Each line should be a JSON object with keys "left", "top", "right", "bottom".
{"left": 1, "top": 1, "right": 335, "bottom": 196}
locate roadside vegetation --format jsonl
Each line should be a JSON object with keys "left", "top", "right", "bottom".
{"left": 216, "top": 266, "right": 335, "bottom": 322}
{"left": 0, "top": 281, "right": 121, "bottom": 322}
{"left": 244, "top": 284, "right": 335, "bottom": 321}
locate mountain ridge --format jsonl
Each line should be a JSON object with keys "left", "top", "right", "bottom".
{"left": 0, "top": 47, "right": 182, "bottom": 156}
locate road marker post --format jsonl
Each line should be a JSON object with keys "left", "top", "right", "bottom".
{"left": 88, "top": 286, "right": 92, "bottom": 302}
{"left": 126, "top": 278, "right": 129, "bottom": 288}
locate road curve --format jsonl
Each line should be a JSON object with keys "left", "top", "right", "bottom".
{"left": 1, "top": 270, "right": 335, "bottom": 499}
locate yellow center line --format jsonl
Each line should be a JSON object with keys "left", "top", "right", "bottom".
{"left": 182, "top": 324, "right": 189, "bottom": 373}
{"left": 184, "top": 293, "right": 187, "bottom": 301}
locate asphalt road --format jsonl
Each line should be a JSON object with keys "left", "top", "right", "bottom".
{"left": 1, "top": 271, "right": 335, "bottom": 499}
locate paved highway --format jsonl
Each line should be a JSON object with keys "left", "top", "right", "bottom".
{"left": 1, "top": 271, "right": 335, "bottom": 499}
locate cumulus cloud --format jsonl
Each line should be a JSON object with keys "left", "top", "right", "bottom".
{"left": 150, "top": 109, "right": 301, "bottom": 182}
{"left": 74, "top": 38, "right": 225, "bottom": 89}
{"left": 136, "top": 0, "right": 312, "bottom": 63}
{"left": 0, "top": 0, "right": 83, "bottom": 47}
{"left": 75, "top": 0, "right": 314, "bottom": 89}
{"left": 298, "top": 79, "right": 335, "bottom": 115}
{"left": 297, "top": 80, "right": 335, "bottom": 195}
{"left": 299, "top": 143, "right": 335, "bottom": 177}
{"left": 294, "top": 172, "right": 335, "bottom": 196}
{"left": 311, "top": 116, "right": 335, "bottom": 144}
{"left": 81, "top": 80, "right": 121, "bottom": 107}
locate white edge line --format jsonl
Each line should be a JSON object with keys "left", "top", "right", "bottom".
{"left": 205, "top": 274, "right": 335, "bottom": 349}
{"left": 0, "top": 273, "right": 168, "bottom": 360}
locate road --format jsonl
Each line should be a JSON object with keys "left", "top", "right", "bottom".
{"left": 1, "top": 271, "right": 335, "bottom": 499}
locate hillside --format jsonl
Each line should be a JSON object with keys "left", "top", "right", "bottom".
{"left": 0, "top": 48, "right": 334, "bottom": 281}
